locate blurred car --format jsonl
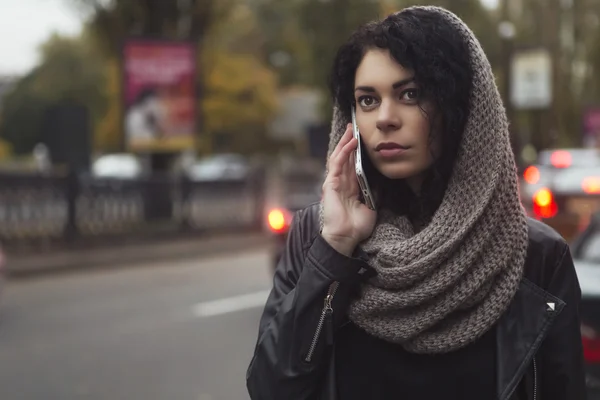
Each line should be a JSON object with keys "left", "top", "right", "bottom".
{"left": 536, "top": 148, "right": 600, "bottom": 169}
{"left": 571, "top": 212, "right": 600, "bottom": 398}
{"left": 267, "top": 162, "right": 324, "bottom": 271}
{"left": 185, "top": 153, "right": 250, "bottom": 182}
{"left": 520, "top": 148, "right": 600, "bottom": 241}
{"left": 92, "top": 153, "right": 145, "bottom": 180}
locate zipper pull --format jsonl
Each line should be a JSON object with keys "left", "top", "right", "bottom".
{"left": 324, "top": 294, "right": 334, "bottom": 313}
{"left": 325, "top": 296, "right": 334, "bottom": 345}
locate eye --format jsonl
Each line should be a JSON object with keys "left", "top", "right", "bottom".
{"left": 357, "top": 96, "right": 378, "bottom": 108}
{"left": 401, "top": 89, "right": 419, "bottom": 102}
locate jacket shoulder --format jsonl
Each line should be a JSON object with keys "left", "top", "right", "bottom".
{"left": 523, "top": 217, "right": 571, "bottom": 289}
{"left": 526, "top": 217, "right": 567, "bottom": 246}
{"left": 293, "top": 202, "right": 321, "bottom": 252}
{"left": 526, "top": 217, "right": 569, "bottom": 257}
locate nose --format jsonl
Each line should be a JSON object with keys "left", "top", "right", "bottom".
{"left": 375, "top": 100, "right": 401, "bottom": 133}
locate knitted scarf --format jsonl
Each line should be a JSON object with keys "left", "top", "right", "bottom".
{"left": 320, "top": 6, "right": 529, "bottom": 354}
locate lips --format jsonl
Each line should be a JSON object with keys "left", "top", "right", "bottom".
{"left": 375, "top": 142, "right": 408, "bottom": 151}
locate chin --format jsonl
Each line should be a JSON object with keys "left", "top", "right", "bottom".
{"left": 376, "top": 163, "right": 426, "bottom": 180}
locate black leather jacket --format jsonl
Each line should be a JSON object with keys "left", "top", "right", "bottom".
{"left": 247, "top": 203, "right": 587, "bottom": 400}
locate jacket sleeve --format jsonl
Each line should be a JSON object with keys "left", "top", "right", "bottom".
{"left": 539, "top": 243, "right": 587, "bottom": 400}
{"left": 246, "top": 207, "right": 368, "bottom": 400}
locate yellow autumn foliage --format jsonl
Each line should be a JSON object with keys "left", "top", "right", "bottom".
{"left": 201, "top": 48, "right": 279, "bottom": 134}
{"left": 94, "top": 57, "right": 122, "bottom": 152}
{"left": 0, "top": 138, "right": 12, "bottom": 159}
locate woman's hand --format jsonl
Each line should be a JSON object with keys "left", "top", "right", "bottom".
{"left": 321, "top": 124, "right": 377, "bottom": 257}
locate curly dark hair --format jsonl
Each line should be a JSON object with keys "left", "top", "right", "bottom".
{"left": 329, "top": 8, "right": 474, "bottom": 223}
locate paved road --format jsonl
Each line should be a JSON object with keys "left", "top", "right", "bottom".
{"left": 0, "top": 247, "right": 275, "bottom": 400}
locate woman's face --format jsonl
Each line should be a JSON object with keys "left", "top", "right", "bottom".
{"left": 354, "top": 48, "right": 439, "bottom": 192}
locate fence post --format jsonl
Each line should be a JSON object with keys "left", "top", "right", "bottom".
{"left": 179, "top": 175, "right": 192, "bottom": 231}
{"left": 252, "top": 167, "right": 266, "bottom": 230}
{"left": 64, "top": 169, "right": 80, "bottom": 242}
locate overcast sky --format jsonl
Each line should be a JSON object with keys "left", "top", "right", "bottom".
{"left": 0, "top": 0, "right": 82, "bottom": 75}
{"left": 0, "top": 0, "right": 498, "bottom": 76}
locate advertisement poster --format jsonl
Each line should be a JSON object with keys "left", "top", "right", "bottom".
{"left": 583, "top": 107, "right": 600, "bottom": 148}
{"left": 123, "top": 40, "right": 196, "bottom": 152}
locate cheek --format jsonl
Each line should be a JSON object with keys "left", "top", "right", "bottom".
{"left": 408, "top": 110, "right": 432, "bottom": 148}
{"left": 357, "top": 112, "right": 376, "bottom": 134}
{"left": 407, "top": 112, "right": 438, "bottom": 166}
{"left": 357, "top": 114, "right": 378, "bottom": 149}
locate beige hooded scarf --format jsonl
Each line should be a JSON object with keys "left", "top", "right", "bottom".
{"left": 320, "top": 6, "right": 529, "bottom": 354}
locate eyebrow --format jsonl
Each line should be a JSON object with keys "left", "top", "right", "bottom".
{"left": 354, "top": 77, "right": 416, "bottom": 93}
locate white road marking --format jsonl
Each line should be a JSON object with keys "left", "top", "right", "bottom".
{"left": 192, "top": 290, "right": 272, "bottom": 318}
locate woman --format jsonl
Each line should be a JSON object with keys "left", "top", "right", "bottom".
{"left": 247, "top": 6, "right": 586, "bottom": 400}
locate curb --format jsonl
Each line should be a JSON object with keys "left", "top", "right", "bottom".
{"left": 6, "top": 232, "right": 272, "bottom": 279}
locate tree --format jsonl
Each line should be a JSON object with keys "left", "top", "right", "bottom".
{"left": 0, "top": 71, "right": 49, "bottom": 154}
{"left": 0, "top": 138, "right": 11, "bottom": 159}
{"left": 94, "top": 57, "right": 122, "bottom": 151}
{"left": 69, "top": 0, "right": 235, "bottom": 55}
{"left": 33, "top": 31, "right": 107, "bottom": 119}
{"left": 0, "top": 30, "right": 107, "bottom": 155}
{"left": 68, "top": 0, "right": 281, "bottom": 155}
{"left": 199, "top": 1, "right": 279, "bottom": 154}
{"left": 200, "top": 49, "right": 279, "bottom": 154}
{"left": 255, "top": 0, "right": 386, "bottom": 119}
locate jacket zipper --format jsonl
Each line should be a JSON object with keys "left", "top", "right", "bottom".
{"left": 501, "top": 300, "right": 561, "bottom": 400}
{"left": 305, "top": 282, "right": 339, "bottom": 362}
{"left": 533, "top": 357, "right": 538, "bottom": 400}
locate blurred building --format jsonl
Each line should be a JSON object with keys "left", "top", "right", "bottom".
{"left": 269, "top": 87, "right": 322, "bottom": 142}
{"left": 269, "top": 87, "right": 324, "bottom": 157}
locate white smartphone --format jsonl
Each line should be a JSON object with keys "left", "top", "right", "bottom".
{"left": 351, "top": 105, "right": 376, "bottom": 211}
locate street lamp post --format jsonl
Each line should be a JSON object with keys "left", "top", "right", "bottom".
{"left": 498, "top": 20, "right": 520, "bottom": 167}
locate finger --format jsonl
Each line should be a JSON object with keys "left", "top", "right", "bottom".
{"left": 329, "top": 137, "right": 357, "bottom": 177}
{"left": 329, "top": 125, "right": 353, "bottom": 163}
{"left": 346, "top": 151, "right": 359, "bottom": 194}
{"left": 329, "top": 127, "right": 352, "bottom": 168}
{"left": 340, "top": 136, "right": 358, "bottom": 163}
{"left": 337, "top": 142, "right": 354, "bottom": 182}
{"left": 328, "top": 133, "right": 353, "bottom": 176}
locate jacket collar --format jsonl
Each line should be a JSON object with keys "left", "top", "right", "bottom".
{"left": 496, "top": 278, "right": 566, "bottom": 400}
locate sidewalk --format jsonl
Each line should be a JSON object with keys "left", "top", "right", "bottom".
{"left": 6, "top": 232, "right": 271, "bottom": 278}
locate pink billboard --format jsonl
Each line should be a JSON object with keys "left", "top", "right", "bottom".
{"left": 583, "top": 107, "right": 600, "bottom": 148}
{"left": 123, "top": 40, "right": 196, "bottom": 152}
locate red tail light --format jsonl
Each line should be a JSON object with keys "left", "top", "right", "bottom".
{"left": 550, "top": 150, "right": 572, "bottom": 168}
{"left": 582, "top": 177, "right": 600, "bottom": 194}
{"left": 523, "top": 166, "right": 540, "bottom": 185}
{"left": 532, "top": 188, "right": 558, "bottom": 219}
{"left": 267, "top": 209, "right": 291, "bottom": 233}
{"left": 582, "top": 323, "right": 600, "bottom": 363}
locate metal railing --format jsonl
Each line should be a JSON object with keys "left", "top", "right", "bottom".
{"left": 0, "top": 169, "right": 266, "bottom": 251}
